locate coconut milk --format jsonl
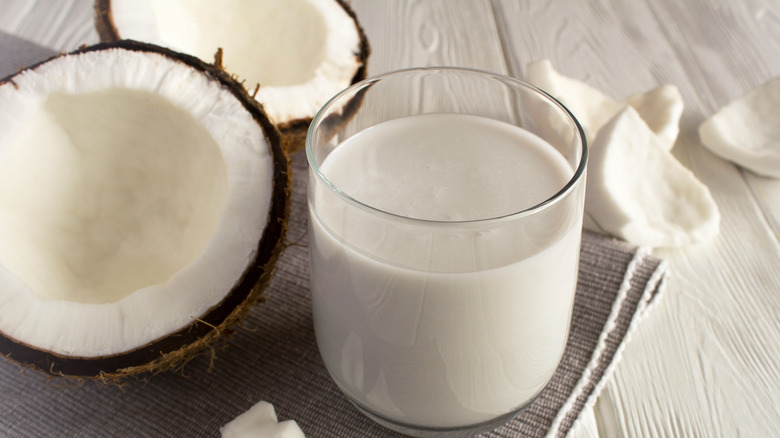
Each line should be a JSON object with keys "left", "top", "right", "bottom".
{"left": 309, "top": 113, "right": 581, "bottom": 428}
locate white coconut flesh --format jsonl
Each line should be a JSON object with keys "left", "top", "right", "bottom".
{"left": 0, "top": 48, "right": 274, "bottom": 358}
{"left": 107, "top": 0, "right": 364, "bottom": 126}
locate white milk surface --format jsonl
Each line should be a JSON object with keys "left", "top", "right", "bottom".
{"left": 309, "top": 113, "right": 581, "bottom": 428}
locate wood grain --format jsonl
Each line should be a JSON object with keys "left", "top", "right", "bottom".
{"left": 344, "top": 1, "right": 516, "bottom": 149}
{"left": 351, "top": 0, "right": 507, "bottom": 75}
{"left": 607, "top": 2, "right": 780, "bottom": 437}
{"left": 494, "top": 1, "right": 780, "bottom": 437}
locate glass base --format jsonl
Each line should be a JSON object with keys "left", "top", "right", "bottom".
{"left": 348, "top": 397, "right": 521, "bottom": 438}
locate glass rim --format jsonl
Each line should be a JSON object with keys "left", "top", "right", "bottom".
{"left": 305, "top": 66, "right": 588, "bottom": 225}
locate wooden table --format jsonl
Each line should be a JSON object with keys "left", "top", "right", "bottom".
{"left": 2, "top": 1, "right": 779, "bottom": 436}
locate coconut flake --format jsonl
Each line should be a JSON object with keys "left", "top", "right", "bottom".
{"left": 625, "top": 84, "right": 683, "bottom": 151}
{"left": 699, "top": 76, "right": 780, "bottom": 178}
{"left": 526, "top": 59, "right": 683, "bottom": 150}
{"left": 525, "top": 59, "right": 715, "bottom": 246}
{"left": 586, "top": 106, "right": 720, "bottom": 247}
{"left": 526, "top": 59, "right": 623, "bottom": 143}
{"left": 221, "top": 401, "right": 305, "bottom": 438}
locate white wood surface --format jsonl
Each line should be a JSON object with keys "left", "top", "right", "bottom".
{"left": 2, "top": 1, "right": 779, "bottom": 436}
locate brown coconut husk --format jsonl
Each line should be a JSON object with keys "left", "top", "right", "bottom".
{"left": 0, "top": 40, "right": 291, "bottom": 383}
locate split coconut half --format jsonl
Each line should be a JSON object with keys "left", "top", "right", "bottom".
{"left": 95, "top": 0, "right": 370, "bottom": 154}
{"left": 0, "top": 41, "right": 290, "bottom": 380}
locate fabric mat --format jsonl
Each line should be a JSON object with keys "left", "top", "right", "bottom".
{"left": 0, "top": 33, "right": 667, "bottom": 438}
{"left": 0, "top": 32, "right": 57, "bottom": 79}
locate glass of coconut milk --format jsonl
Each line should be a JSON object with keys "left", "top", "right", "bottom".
{"left": 306, "top": 68, "right": 587, "bottom": 437}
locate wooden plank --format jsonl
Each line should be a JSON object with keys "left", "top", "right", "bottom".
{"left": 642, "top": 0, "right": 780, "bottom": 240}
{"left": 491, "top": 1, "right": 684, "bottom": 95}
{"left": 351, "top": 0, "right": 507, "bottom": 75}
{"left": 493, "top": 1, "right": 780, "bottom": 437}
{"left": 604, "top": 2, "right": 780, "bottom": 437}
{"left": 345, "top": 1, "right": 516, "bottom": 157}
{"left": 666, "top": 0, "right": 780, "bottom": 246}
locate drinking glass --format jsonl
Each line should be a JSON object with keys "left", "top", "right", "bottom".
{"left": 306, "top": 67, "right": 587, "bottom": 437}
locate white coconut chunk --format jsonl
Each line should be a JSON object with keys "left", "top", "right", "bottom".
{"left": 625, "top": 84, "right": 683, "bottom": 150}
{"left": 586, "top": 106, "right": 719, "bottom": 247}
{"left": 526, "top": 59, "right": 683, "bottom": 150}
{"left": 699, "top": 76, "right": 780, "bottom": 178}
{"left": 526, "top": 59, "right": 623, "bottom": 143}
{"left": 221, "top": 401, "right": 305, "bottom": 438}
{"left": 0, "top": 48, "right": 273, "bottom": 357}
{"left": 109, "top": 0, "right": 363, "bottom": 126}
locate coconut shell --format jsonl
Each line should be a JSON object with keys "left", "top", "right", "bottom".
{"left": 94, "top": 0, "right": 371, "bottom": 155}
{"left": 0, "top": 40, "right": 291, "bottom": 382}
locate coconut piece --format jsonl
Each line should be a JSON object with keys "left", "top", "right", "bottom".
{"left": 221, "top": 401, "right": 305, "bottom": 438}
{"left": 0, "top": 41, "right": 290, "bottom": 380}
{"left": 527, "top": 59, "right": 623, "bottom": 144}
{"left": 625, "top": 84, "right": 683, "bottom": 150}
{"left": 586, "top": 106, "right": 719, "bottom": 247}
{"left": 526, "top": 59, "right": 683, "bottom": 150}
{"left": 95, "top": 0, "right": 370, "bottom": 154}
{"left": 699, "top": 76, "right": 780, "bottom": 178}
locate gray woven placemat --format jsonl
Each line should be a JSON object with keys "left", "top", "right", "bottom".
{"left": 0, "top": 32, "right": 57, "bottom": 79}
{"left": 0, "top": 33, "right": 667, "bottom": 438}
